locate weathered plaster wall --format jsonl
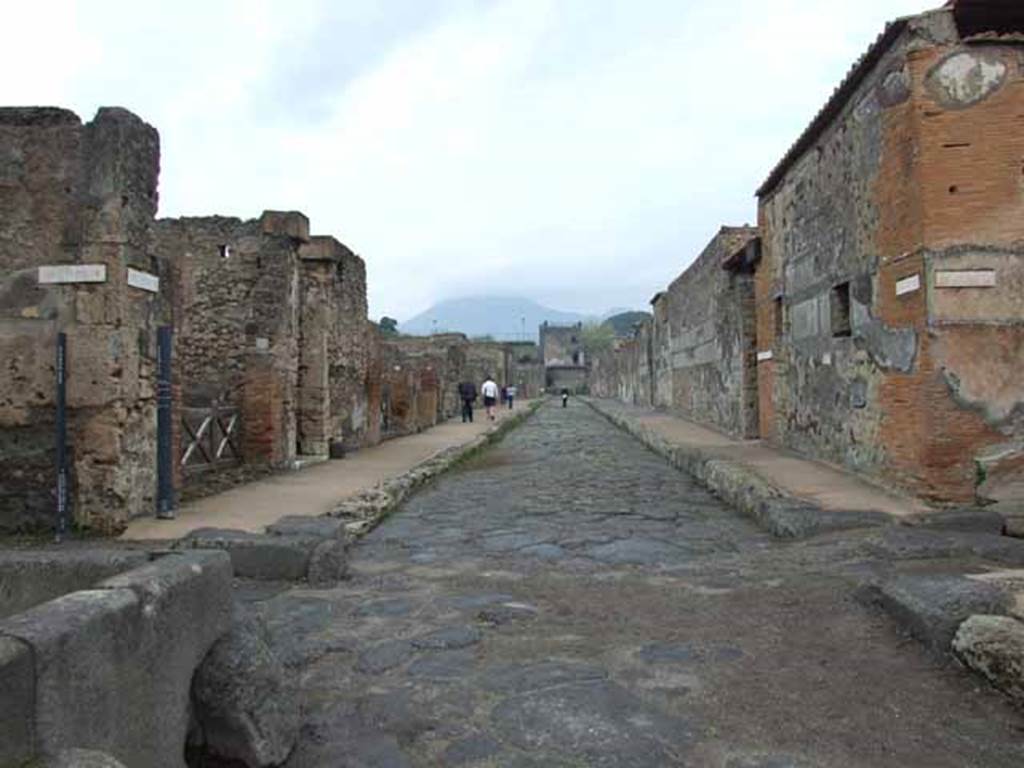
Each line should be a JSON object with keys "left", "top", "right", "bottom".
{"left": 756, "top": 7, "right": 1024, "bottom": 503}
{"left": 659, "top": 227, "right": 759, "bottom": 437}
{"left": 0, "top": 107, "right": 164, "bottom": 533}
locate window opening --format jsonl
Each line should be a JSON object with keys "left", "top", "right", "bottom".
{"left": 831, "top": 282, "right": 852, "bottom": 338}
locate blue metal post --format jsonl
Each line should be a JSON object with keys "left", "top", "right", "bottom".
{"left": 156, "top": 325, "right": 175, "bottom": 518}
{"left": 55, "top": 332, "right": 69, "bottom": 541}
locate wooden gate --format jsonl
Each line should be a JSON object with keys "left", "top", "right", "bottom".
{"left": 180, "top": 406, "right": 241, "bottom": 473}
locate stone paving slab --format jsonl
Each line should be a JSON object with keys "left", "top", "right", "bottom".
{"left": 236, "top": 401, "right": 1024, "bottom": 767}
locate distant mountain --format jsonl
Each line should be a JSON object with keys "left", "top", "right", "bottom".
{"left": 400, "top": 297, "right": 588, "bottom": 340}
{"left": 603, "top": 310, "right": 652, "bottom": 338}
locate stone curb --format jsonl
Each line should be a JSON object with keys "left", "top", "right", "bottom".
{"left": 174, "top": 401, "right": 543, "bottom": 584}
{"left": 583, "top": 398, "right": 892, "bottom": 540}
{"left": 327, "top": 399, "right": 544, "bottom": 538}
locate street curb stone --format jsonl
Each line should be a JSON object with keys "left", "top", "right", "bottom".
{"left": 855, "top": 574, "right": 1012, "bottom": 651}
{"left": 584, "top": 398, "right": 892, "bottom": 539}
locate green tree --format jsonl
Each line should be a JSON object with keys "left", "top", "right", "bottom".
{"left": 580, "top": 321, "right": 616, "bottom": 356}
{"left": 379, "top": 316, "right": 399, "bottom": 337}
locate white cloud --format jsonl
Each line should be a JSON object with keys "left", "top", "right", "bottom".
{"left": 0, "top": 0, "right": 935, "bottom": 320}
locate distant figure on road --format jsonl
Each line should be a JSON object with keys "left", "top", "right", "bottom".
{"left": 481, "top": 376, "right": 499, "bottom": 421}
{"left": 458, "top": 380, "right": 477, "bottom": 423}
{"left": 561, "top": 388, "right": 569, "bottom": 408}
{"left": 505, "top": 384, "right": 517, "bottom": 409}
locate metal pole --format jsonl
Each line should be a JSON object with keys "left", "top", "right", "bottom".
{"left": 55, "top": 332, "right": 69, "bottom": 542}
{"left": 156, "top": 325, "right": 175, "bottom": 518}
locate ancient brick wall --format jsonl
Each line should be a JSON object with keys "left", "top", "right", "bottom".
{"left": 756, "top": 6, "right": 1024, "bottom": 503}
{"left": 378, "top": 335, "right": 461, "bottom": 437}
{"left": 156, "top": 211, "right": 305, "bottom": 474}
{"left": 332, "top": 245, "right": 371, "bottom": 448}
{"left": 296, "top": 236, "right": 371, "bottom": 455}
{"left": 375, "top": 335, "right": 530, "bottom": 435}
{"left": 0, "top": 107, "right": 164, "bottom": 532}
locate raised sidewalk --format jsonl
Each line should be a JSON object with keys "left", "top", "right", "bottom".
{"left": 124, "top": 402, "right": 535, "bottom": 541}
{"left": 585, "top": 398, "right": 941, "bottom": 538}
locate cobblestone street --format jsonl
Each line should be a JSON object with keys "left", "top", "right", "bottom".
{"left": 250, "top": 402, "right": 1024, "bottom": 767}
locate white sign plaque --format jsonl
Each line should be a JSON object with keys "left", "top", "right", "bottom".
{"left": 895, "top": 274, "right": 920, "bottom": 296}
{"left": 935, "top": 270, "right": 996, "bottom": 289}
{"left": 127, "top": 268, "right": 159, "bottom": 293}
{"left": 757, "top": 350, "right": 774, "bottom": 363}
{"left": 38, "top": 264, "right": 107, "bottom": 285}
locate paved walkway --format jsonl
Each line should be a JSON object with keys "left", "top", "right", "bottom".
{"left": 244, "top": 401, "right": 1024, "bottom": 767}
{"left": 589, "top": 399, "right": 931, "bottom": 518}
{"left": 122, "top": 402, "right": 533, "bottom": 540}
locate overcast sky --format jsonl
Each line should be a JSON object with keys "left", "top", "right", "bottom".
{"left": 3, "top": 0, "right": 933, "bottom": 321}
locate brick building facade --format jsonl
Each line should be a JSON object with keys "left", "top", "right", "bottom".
{"left": 592, "top": 0, "right": 1024, "bottom": 510}
{"left": 755, "top": 1, "right": 1024, "bottom": 504}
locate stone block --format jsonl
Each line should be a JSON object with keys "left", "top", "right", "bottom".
{"left": 864, "top": 527, "right": 1024, "bottom": 567}
{"left": 0, "top": 588, "right": 141, "bottom": 761}
{"left": 953, "top": 614, "right": 1024, "bottom": 704}
{"left": 0, "top": 549, "right": 149, "bottom": 619}
{"left": 856, "top": 574, "right": 1011, "bottom": 651}
{"left": 307, "top": 539, "right": 350, "bottom": 586}
{"left": 906, "top": 508, "right": 1006, "bottom": 536}
{"left": 266, "top": 515, "right": 347, "bottom": 540}
{"left": 179, "top": 528, "right": 319, "bottom": 581}
{"left": 757, "top": 500, "right": 891, "bottom": 539}
{"left": 36, "top": 749, "right": 127, "bottom": 768}
{"left": 259, "top": 210, "right": 310, "bottom": 243}
{"left": 0, "top": 551, "right": 232, "bottom": 768}
{"left": 0, "top": 635, "right": 34, "bottom": 768}
{"left": 190, "top": 610, "right": 299, "bottom": 767}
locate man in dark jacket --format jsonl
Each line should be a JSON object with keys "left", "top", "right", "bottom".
{"left": 458, "top": 380, "right": 478, "bottom": 423}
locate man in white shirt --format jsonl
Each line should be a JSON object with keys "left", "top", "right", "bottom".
{"left": 481, "top": 376, "right": 499, "bottom": 421}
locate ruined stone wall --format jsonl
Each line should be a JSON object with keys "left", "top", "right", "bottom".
{"left": 464, "top": 342, "right": 509, "bottom": 393}
{"left": 296, "top": 236, "right": 370, "bottom": 454}
{"left": 364, "top": 323, "right": 384, "bottom": 446}
{"left": 378, "top": 334, "right": 466, "bottom": 437}
{"left": 0, "top": 107, "right": 164, "bottom": 532}
{"left": 757, "top": 7, "right": 1024, "bottom": 503}
{"left": 156, "top": 212, "right": 305, "bottom": 473}
{"left": 540, "top": 322, "right": 584, "bottom": 367}
{"left": 332, "top": 245, "right": 371, "bottom": 448}
{"left": 650, "top": 295, "right": 672, "bottom": 409}
{"left": 506, "top": 342, "right": 544, "bottom": 398}
{"left": 650, "top": 228, "right": 760, "bottom": 437}
{"left": 590, "top": 321, "right": 654, "bottom": 407}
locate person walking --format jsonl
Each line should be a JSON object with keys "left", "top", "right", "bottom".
{"left": 481, "top": 375, "right": 499, "bottom": 421}
{"left": 458, "top": 380, "right": 477, "bottom": 423}
{"left": 561, "top": 387, "right": 569, "bottom": 408}
{"left": 505, "top": 384, "right": 517, "bottom": 409}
